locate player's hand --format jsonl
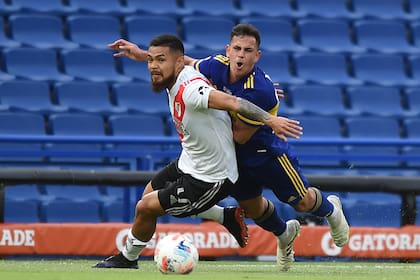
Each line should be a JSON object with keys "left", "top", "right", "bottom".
{"left": 270, "top": 116, "right": 303, "bottom": 142}
{"left": 273, "top": 83, "right": 285, "bottom": 100}
{"left": 108, "top": 39, "right": 146, "bottom": 61}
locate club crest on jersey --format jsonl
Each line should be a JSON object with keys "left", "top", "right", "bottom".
{"left": 175, "top": 102, "right": 182, "bottom": 117}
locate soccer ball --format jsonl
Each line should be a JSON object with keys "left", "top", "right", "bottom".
{"left": 154, "top": 233, "right": 199, "bottom": 274}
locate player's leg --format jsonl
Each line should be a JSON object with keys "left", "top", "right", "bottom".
{"left": 93, "top": 161, "right": 181, "bottom": 268}
{"left": 196, "top": 204, "right": 248, "bottom": 248}
{"left": 268, "top": 153, "right": 349, "bottom": 247}
{"left": 222, "top": 166, "right": 300, "bottom": 271}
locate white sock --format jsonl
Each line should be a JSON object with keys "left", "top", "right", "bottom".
{"left": 122, "top": 230, "right": 148, "bottom": 261}
{"left": 195, "top": 205, "right": 224, "bottom": 223}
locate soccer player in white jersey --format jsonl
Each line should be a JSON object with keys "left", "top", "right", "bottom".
{"left": 93, "top": 34, "right": 302, "bottom": 269}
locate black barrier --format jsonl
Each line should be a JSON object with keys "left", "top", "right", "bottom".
{"left": 0, "top": 168, "right": 419, "bottom": 225}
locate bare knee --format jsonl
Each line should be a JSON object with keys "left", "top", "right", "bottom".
{"left": 238, "top": 196, "right": 266, "bottom": 219}
{"left": 294, "top": 188, "right": 316, "bottom": 212}
{"left": 134, "top": 192, "right": 164, "bottom": 220}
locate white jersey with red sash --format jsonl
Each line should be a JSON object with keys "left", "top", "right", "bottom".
{"left": 167, "top": 66, "right": 238, "bottom": 183}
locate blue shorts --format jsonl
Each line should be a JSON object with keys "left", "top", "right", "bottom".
{"left": 231, "top": 152, "right": 310, "bottom": 206}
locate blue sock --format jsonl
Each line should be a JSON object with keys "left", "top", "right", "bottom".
{"left": 311, "top": 188, "right": 334, "bottom": 217}
{"left": 254, "top": 200, "right": 287, "bottom": 236}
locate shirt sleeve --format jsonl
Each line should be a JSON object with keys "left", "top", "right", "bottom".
{"left": 183, "top": 79, "right": 214, "bottom": 110}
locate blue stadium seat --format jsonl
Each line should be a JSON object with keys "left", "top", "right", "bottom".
{"left": 125, "top": 0, "right": 191, "bottom": 17}
{"left": 0, "top": 17, "right": 21, "bottom": 48}
{"left": 9, "top": 14, "right": 79, "bottom": 49}
{"left": 257, "top": 52, "right": 304, "bottom": 85}
{"left": 118, "top": 56, "right": 152, "bottom": 82}
{"left": 124, "top": 15, "right": 178, "bottom": 49}
{"left": 54, "top": 81, "right": 126, "bottom": 115}
{"left": 408, "top": 55, "right": 420, "bottom": 81}
{"left": 343, "top": 116, "right": 402, "bottom": 168}
{"left": 61, "top": 49, "right": 131, "bottom": 83}
{"left": 402, "top": 117, "right": 420, "bottom": 167}
{"left": 11, "top": 0, "right": 77, "bottom": 15}
{"left": 0, "top": 0, "right": 20, "bottom": 14}
{"left": 3, "top": 47, "right": 73, "bottom": 82}
{"left": 183, "top": 0, "right": 246, "bottom": 19}
{"left": 181, "top": 16, "right": 235, "bottom": 51}
{"left": 111, "top": 82, "right": 169, "bottom": 117}
{"left": 44, "top": 185, "right": 104, "bottom": 202}
{"left": 0, "top": 112, "right": 46, "bottom": 162}
{"left": 46, "top": 113, "right": 105, "bottom": 162}
{"left": 240, "top": 17, "right": 307, "bottom": 52}
{"left": 346, "top": 86, "right": 407, "bottom": 117}
{"left": 5, "top": 184, "right": 43, "bottom": 202}
{"left": 183, "top": 0, "right": 248, "bottom": 19}
{"left": 0, "top": 80, "right": 67, "bottom": 114}
{"left": 351, "top": 53, "right": 419, "bottom": 87}
{"left": 67, "top": 0, "right": 135, "bottom": 15}
{"left": 404, "top": 87, "right": 420, "bottom": 116}
{"left": 295, "top": 0, "right": 355, "bottom": 19}
{"left": 407, "top": 0, "right": 420, "bottom": 19}
{"left": 290, "top": 115, "right": 344, "bottom": 167}
{"left": 286, "top": 84, "right": 347, "bottom": 116}
{"left": 412, "top": 21, "right": 420, "bottom": 48}
{"left": 108, "top": 114, "right": 169, "bottom": 170}
{"left": 297, "top": 18, "right": 365, "bottom": 53}
{"left": 5, "top": 200, "right": 40, "bottom": 222}
{"left": 67, "top": 14, "right": 121, "bottom": 49}
{"left": 240, "top": 0, "right": 303, "bottom": 18}
{"left": 293, "top": 52, "right": 362, "bottom": 86}
{"left": 351, "top": 0, "right": 413, "bottom": 20}
{"left": 42, "top": 200, "right": 101, "bottom": 222}
{"left": 342, "top": 192, "right": 401, "bottom": 227}
{"left": 354, "top": 19, "right": 417, "bottom": 54}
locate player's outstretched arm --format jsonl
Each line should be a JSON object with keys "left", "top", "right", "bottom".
{"left": 108, "top": 39, "right": 147, "bottom": 61}
{"left": 208, "top": 89, "right": 303, "bottom": 141}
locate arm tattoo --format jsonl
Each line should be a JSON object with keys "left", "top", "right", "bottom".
{"left": 237, "top": 97, "right": 271, "bottom": 123}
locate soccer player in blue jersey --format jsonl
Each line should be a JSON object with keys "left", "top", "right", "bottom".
{"left": 109, "top": 24, "right": 349, "bottom": 271}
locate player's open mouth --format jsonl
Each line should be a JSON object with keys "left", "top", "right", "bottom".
{"left": 236, "top": 62, "right": 244, "bottom": 68}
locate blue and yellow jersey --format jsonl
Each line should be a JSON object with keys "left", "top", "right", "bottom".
{"left": 193, "top": 55, "right": 288, "bottom": 167}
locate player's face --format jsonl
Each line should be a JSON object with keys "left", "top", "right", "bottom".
{"left": 147, "top": 46, "right": 181, "bottom": 92}
{"left": 226, "top": 35, "right": 261, "bottom": 80}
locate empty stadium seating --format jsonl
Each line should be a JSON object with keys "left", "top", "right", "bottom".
{"left": 351, "top": 53, "right": 419, "bottom": 87}
{"left": 1, "top": 0, "right": 419, "bottom": 227}
{"left": 54, "top": 81, "right": 126, "bottom": 115}
{"left": 60, "top": 49, "right": 131, "bottom": 83}
{"left": 181, "top": 16, "right": 235, "bottom": 51}
{"left": 46, "top": 113, "right": 105, "bottom": 162}
{"left": 286, "top": 84, "right": 348, "bottom": 116}
{"left": 257, "top": 52, "right": 305, "bottom": 85}
{"left": 3, "top": 47, "right": 73, "bottom": 81}
{"left": 293, "top": 52, "right": 362, "bottom": 85}
{"left": 67, "top": 14, "right": 121, "bottom": 49}
{"left": 297, "top": 18, "right": 365, "bottom": 53}
{"left": 9, "top": 14, "right": 79, "bottom": 49}
{"left": 343, "top": 116, "right": 402, "bottom": 168}
{"left": 0, "top": 80, "right": 67, "bottom": 114}
{"left": 124, "top": 15, "right": 178, "bottom": 49}
{"left": 241, "top": 17, "right": 308, "bottom": 52}
{"left": 111, "top": 82, "right": 169, "bottom": 116}
{"left": 295, "top": 0, "right": 355, "bottom": 19}
{"left": 345, "top": 86, "right": 407, "bottom": 117}
{"left": 353, "top": 19, "right": 418, "bottom": 54}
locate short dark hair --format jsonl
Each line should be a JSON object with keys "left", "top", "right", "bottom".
{"left": 149, "top": 34, "right": 184, "bottom": 54}
{"left": 230, "top": 23, "right": 261, "bottom": 48}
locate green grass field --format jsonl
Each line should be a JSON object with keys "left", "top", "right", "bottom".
{"left": 1, "top": 259, "right": 419, "bottom": 280}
